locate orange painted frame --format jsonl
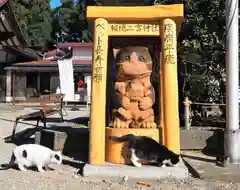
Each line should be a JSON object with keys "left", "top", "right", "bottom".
{"left": 87, "top": 5, "right": 184, "bottom": 165}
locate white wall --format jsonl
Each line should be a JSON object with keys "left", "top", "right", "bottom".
{"left": 71, "top": 45, "right": 92, "bottom": 103}
{"left": 72, "top": 46, "right": 92, "bottom": 60}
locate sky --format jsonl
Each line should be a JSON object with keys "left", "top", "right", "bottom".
{"left": 50, "top": 0, "right": 62, "bottom": 8}
{"left": 50, "top": 0, "right": 79, "bottom": 8}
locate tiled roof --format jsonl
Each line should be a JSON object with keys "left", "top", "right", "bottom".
{"left": 15, "top": 59, "right": 92, "bottom": 66}
{"left": 45, "top": 49, "right": 57, "bottom": 56}
{"left": 72, "top": 60, "right": 91, "bottom": 65}
{"left": 44, "top": 49, "right": 66, "bottom": 58}
{"left": 22, "top": 60, "right": 55, "bottom": 65}
{"left": 56, "top": 42, "right": 93, "bottom": 49}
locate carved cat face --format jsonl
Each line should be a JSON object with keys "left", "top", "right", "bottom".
{"left": 113, "top": 46, "right": 153, "bottom": 77}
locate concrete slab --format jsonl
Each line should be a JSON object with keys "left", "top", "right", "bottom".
{"left": 82, "top": 159, "right": 188, "bottom": 180}
{"left": 180, "top": 128, "right": 224, "bottom": 155}
{"left": 36, "top": 127, "right": 89, "bottom": 153}
{"left": 181, "top": 150, "right": 240, "bottom": 182}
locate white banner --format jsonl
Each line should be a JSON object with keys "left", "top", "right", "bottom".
{"left": 85, "top": 75, "right": 91, "bottom": 104}
{"left": 57, "top": 59, "right": 75, "bottom": 101}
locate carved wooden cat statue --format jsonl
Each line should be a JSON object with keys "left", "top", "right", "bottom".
{"left": 112, "top": 46, "right": 157, "bottom": 128}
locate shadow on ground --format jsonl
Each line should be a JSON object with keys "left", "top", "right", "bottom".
{"left": 181, "top": 127, "right": 224, "bottom": 158}
{"left": 3, "top": 114, "right": 226, "bottom": 177}
{"left": 2, "top": 115, "right": 90, "bottom": 166}
{"left": 181, "top": 154, "right": 215, "bottom": 163}
{"left": 181, "top": 157, "right": 202, "bottom": 179}
{"left": 202, "top": 129, "right": 224, "bottom": 156}
{"left": 41, "top": 125, "right": 89, "bottom": 163}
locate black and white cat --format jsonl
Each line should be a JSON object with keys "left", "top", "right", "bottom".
{"left": 0, "top": 144, "right": 62, "bottom": 172}
{"left": 109, "top": 134, "right": 180, "bottom": 168}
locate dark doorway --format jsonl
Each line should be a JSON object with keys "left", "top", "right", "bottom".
{"left": 40, "top": 72, "right": 50, "bottom": 94}
{"left": 26, "top": 72, "right": 37, "bottom": 89}
{"left": 0, "top": 74, "right": 6, "bottom": 102}
{"left": 26, "top": 72, "right": 38, "bottom": 97}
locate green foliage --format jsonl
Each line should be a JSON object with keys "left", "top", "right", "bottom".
{"left": 51, "top": 0, "right": 103, "bottom": 45}
{"left": 12, "top": 0, "right": 52, "bottom": 48}
{"left": 11, "top": 0, "right": 238, "bottom": 104}
{"left": 11, "top": 0, "right": 102, "bottom": 49}
{"left": 154, "top": 0, "right": 228, "bottom": 103}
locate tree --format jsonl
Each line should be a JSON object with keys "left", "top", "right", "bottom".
{"left": 11, "top": 0, "right": 52, "bottom": 49}
{"left": 50, "top": 0, "right": 103, "bottom": 45}
{"left": 153, "top": 0, "right": 228, "bottom": 103}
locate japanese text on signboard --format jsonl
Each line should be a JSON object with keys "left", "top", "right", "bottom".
{"left": 93, "top": 22, "right": 106, "bottom": 82}
{"left": 110, "top": 23, "right": 159, "bottom": 33}
{"left": 163, "top": 23, "right": 175, "bottom": 64}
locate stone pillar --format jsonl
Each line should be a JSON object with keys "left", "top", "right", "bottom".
{"left": 89, "top": 18, "right": 108, "bottom": 164}
{"left": 161, "top": 18, "right": 180, "bottom": 153}
{"left": 5, "top": 70, "right": 12, "bottom": 103}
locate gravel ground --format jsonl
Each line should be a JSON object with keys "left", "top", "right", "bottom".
{"left": 0, "top": 107, "right": 240, "bottom": 189}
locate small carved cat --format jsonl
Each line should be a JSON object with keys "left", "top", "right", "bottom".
{"left": 109, "top": 134, "right": 180, "bottom": 168}
{"left": 113, "top": 46, "right": 157, "bottom": 128}
{"left": 0, "top": 144, "right": 62, "bottom": 172}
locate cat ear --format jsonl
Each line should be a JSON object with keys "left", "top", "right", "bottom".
{"left": 113, "top": 48, "right": 120, "bottom": 58}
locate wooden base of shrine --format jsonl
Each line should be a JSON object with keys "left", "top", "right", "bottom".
{"left": 105, "top": 127, "right": 162, "bottom": 164}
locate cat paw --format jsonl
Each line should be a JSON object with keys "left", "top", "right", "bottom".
{"left": 113, "top": 118, "right": 129, "bottom": 128}
{"left": 132, "top": 161, "right": 142, "bottom": 168}
{"left": 18, "top": 164, "right": 27, "bottom": 172}
{"left": 140, "top": 122, "right": 157, "bottom": 128}
{"left": 19, "top": 168, "right": 27, "bottom": 172}
{"left": 160, "top": 164, "right": 166, "bottom": 168}
{"left": 113, "top": 118, "right": 121, "bottom": 128}
{"left": 37, "top": 166, "right": 45, "bottom": 172}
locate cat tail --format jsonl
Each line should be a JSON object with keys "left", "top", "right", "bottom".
{"left": 0, "top": 153, "right": 15, "bottom": 170}
{"left": 108, "top": 134, "right": 136, "bottom": 142}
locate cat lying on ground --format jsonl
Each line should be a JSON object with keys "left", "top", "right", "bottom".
{"left": 0, "top": 144, "right": 62, "bottom": 172}
{"left": 109, "top": 134, "right": 180, "bottom": 168}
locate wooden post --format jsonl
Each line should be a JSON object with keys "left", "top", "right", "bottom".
{"left": 12, "top": 72, "right": 15, "bottom": 105}
{"left": 5, "top": 70, "right": 12, "bottom": 103}
{"left": 184, "top": 97, "right": 191, "bottom": 130}
{"left": 37, "top": 72, "right": 40, "bottom": 94}
{"left": 159, "top": 52, "right": 165, "bottom": 145}
{"left": 89, "top": 18, "right": 109, "bottom": 165}
{"left": 161, "top": 18, "right": 180, "bottom": 153}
